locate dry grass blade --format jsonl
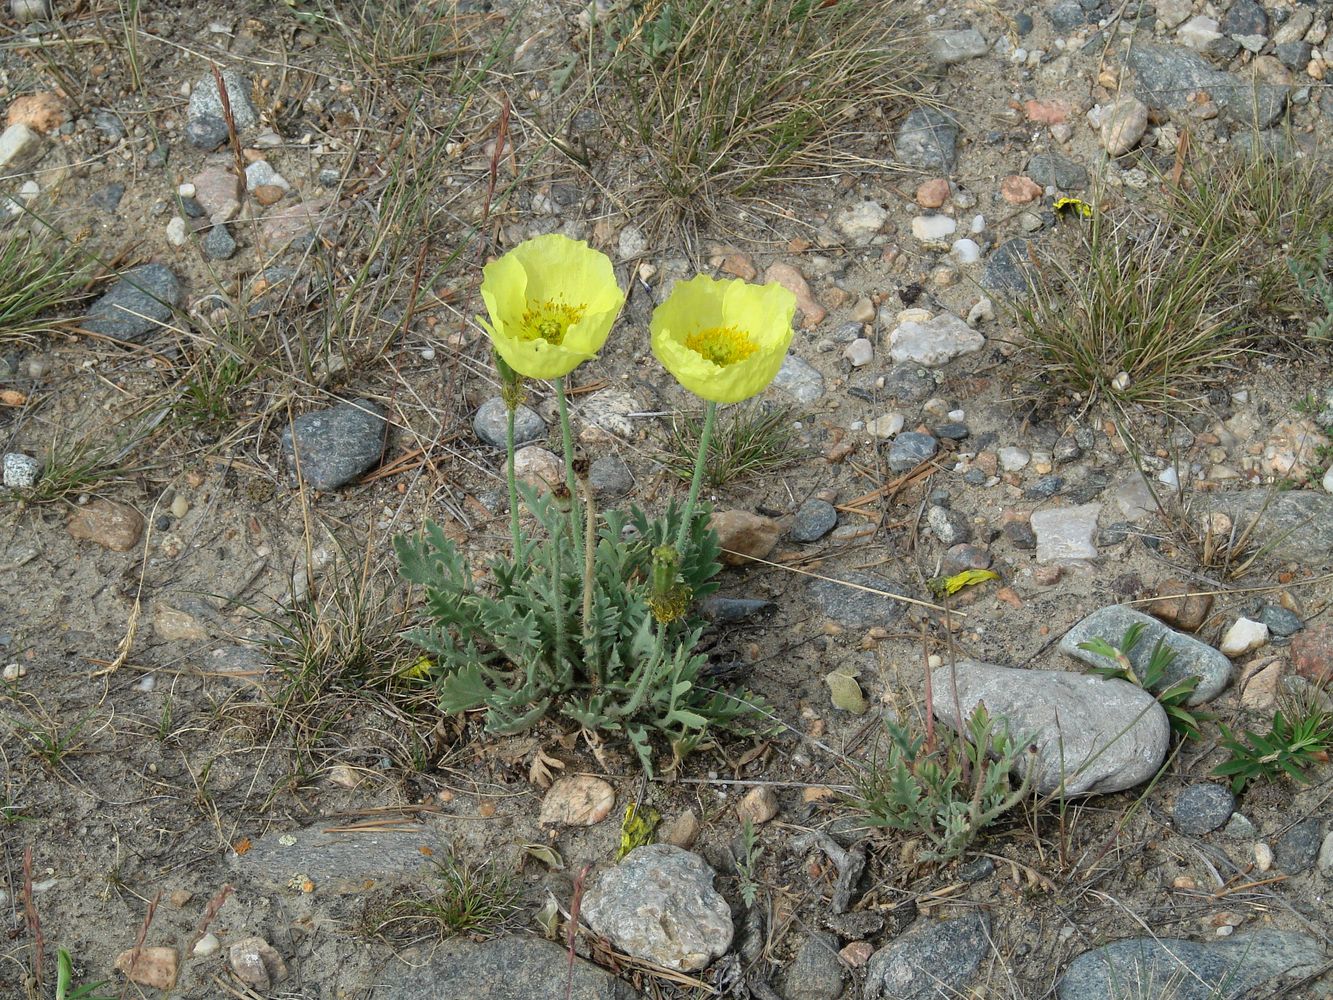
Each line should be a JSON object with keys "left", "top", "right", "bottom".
{"left": 0, "top": 229, "right": 88, "bottom": 349}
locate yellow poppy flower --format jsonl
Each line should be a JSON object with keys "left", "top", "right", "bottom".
{"left": 650, "top": 276, "right": 797, "bottom": 404}
{"left": 479, "top": 234, "right": 624, "bottom": 380}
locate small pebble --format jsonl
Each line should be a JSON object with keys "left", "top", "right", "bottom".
{"left": 1255, "top": 842, "right": 1274, "bottom": 872}
{"left": 2, "top": 663, "right": 25, "bottom": 681}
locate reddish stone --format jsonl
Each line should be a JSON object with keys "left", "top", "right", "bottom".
{"left": 1147, "top": 577, "right": 1214, "bottom": 633}
{"left": 915, "top": 178, "right": 950, "bottom": 208}
{"left": 1292, "top": 624, "right": 1333, "bottom": 683}
{"left": 1000, "top": 175, "right": 1043, "bottom": 204}
{"left": 1024, "top": 99, "right": 1069, "bottom": 124}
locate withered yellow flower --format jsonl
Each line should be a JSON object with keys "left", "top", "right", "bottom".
{"left": 479, "top": 234, "right": 623, "bottom": 380}
{"left": 650, "top": 275, "right": 796, "bottom": 403}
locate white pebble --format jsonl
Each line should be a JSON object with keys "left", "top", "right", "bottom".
{"left": 1220, "top": 618, "right": 1269, "bottom": 657}
{"left": 949, "top": 238, "right": 981, "bottom": 265}
{"left": 135, "top": 675, "right": 156, "bottom": 692}
{"left": 166, "top": 216, "right": 188, "bottom": 246}
{"left": 420, "top": 347, "right": 436, "bottom": 361}
{"left": 2, "top": 663, "right": 25, "bottom": 681}
{"left": 911, "top": 214, "right": 957, "bottom": 243}
{"left": 1157, "top": 466, "right": 1179, "bottom": 488}
{"left": 1255, "top": 842, "right": 1274, "bottom": 872}
{"left": 18, "top": 180, "right": 38, "bottom": 199}
{"left": 193, "top": 933, "right": 220, "bottom": 957}
{"left": 178, "top": 182, "right": 196, "bottom": 198}
{"left": 1322, "top": 466, "right": 1333, "bottom": 494}
{"left": 970, "top": 214, "right": 986, "bottom": 234}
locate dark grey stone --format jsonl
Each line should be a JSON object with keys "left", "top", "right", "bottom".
{"left": 893, "top": 108, "right": 959, "bottom": 171}
{"left": 863, "top": 912, "right": 990, "bottom": 1000}
{"left": 90, "top": 182, "right": 125, "bottom": 212}
{"left": 1221, "top": 0, "right": 1267, "bottom": 37}
{"left": 789, "top": 498, "right": 838, "bottom": 542}
{"left": 473, "top": 397, "right": 545, "bottom": 449}
{"left": 1014, "top": 11, "right": 1033, "bottom": 33}
{"left": 963, "top": 468, "right": 988, "bottom": 485}
{"left": 785, "top": 932, "right": 844, "bottom": 1000}
{"left": 933, "top": 421, "right": 969, "bottom": 440}
{"left": 1054, "top": 436, "right": 1083, "bottom": 463}
{"left": 1125, "top": 43, "right": 1287, "bottom": 127}
{"left": 180, "top": 196, "right": 205, "bottom": 218}
{"left": 1256, "top": 604, "right": 1304, "bottom": 637}
{"left": 1277, "top": 40, "right": 1314, "bottom": 70}
{"left": 281, "top": 398, "right": 388, "bottom": 489}
{"left": 1198, "top": 489, "right": 1333, "bottom": 561}
{"left": 373, "top": 935, "right": 641, "bottom": 1000}
{"left": 982, "top": 238, "right": 1036, "bottom": 295}
{"left": 203, "top": 224, "right": 236, "bottom": 261}
{"left": 1048, "top": 0, "right": 1095, "bottom": 31}
{"left": 1026, "top": 152, "right": 1090, "bottom": 191}
{"left": 1003, "top": 521, "right": 1037, "bottom": 549}
{"left": 92, "top": 110, "right": 126, "bottom": 139}
{"left": 701, "top": 597, "right": 775, "bottom": 623}
{"left": 1173, "top": 784, "right": 1236, "bottom": 835}
{"left": 959, "top": 856, "right": 995, "bottom": 882}
{"left": 589, "top": 454, "right": 633, "bottom": 498}
{"left": 83, "top": 264, "right": 182, "bottom": 342}
{"left": 1059, "top": 605, "right": 1232, "bottom": 705}
{"left": 1024, "top": 474, "right": 1064, "bottom": 499}
{"left": 185, "top": 114, "right": 229, "bottom": 151}
{"left": 810, "top": 570, "right": 908, "bottom": 630}
{"left": 883, "top": 365, "right": 935, "bottom": 403}
{"left": 888, "top": 431, "right": 938, "bottom": 472}
{"left": 1056, "top": 930, "right": 1324, "bottom": 1000}
{"left": 1276, "top": 818, "right": 1323, "bottom": 872}
{"left": 145, "top": 142, "right": 168, "bottom": 168}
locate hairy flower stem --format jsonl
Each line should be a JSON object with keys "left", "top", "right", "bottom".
{"left": 550, "top": 512, "right": 566, "bottom": 668}
{"left": 674, "top": 400, "right": 717, "bottom": 556}
{"left": 505, "top": 403, "right": 521, "bottom": 557}
{"left": 582, "top": 475, "right": 599, "bottom": 686}
{"left": 554, "top": 379, "right": 585, "bottom": 558}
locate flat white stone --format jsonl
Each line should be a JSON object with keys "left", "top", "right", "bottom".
{"left": 1031, "top": 503, "right": 1101, "bottom": 562}
{"left": 888, "top": 312, "right": 984, "bottom": 367}
{"left": 1220, "top": 617, "right": 1269, "bottom": 657}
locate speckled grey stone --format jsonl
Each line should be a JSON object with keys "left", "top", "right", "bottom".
{"left": 1276, "top": 818, "right": 1323, "bottom": 872}
{"left": 473, "top": 397, "right": 545, "bottom": 449}
{"left": 863, "top": 912, "right": 990, "bottom": 1000}
{"left": 1126, "top": 43, "right": 1287, "bottom": 127}
{"left": 589, "top": 454, "right": 633, "bottom": 498}
{"left": 771, "top": 354, "right": 825, "bottom": 404}
{"left": 203, "top": 224, "right": 236, "bottom": 261}
{"left": 810, "top": 570, "right": 908, "bottom": 630}
{"left": 281, "top": 399, "right": 388, "bottom": 489}
{"left": 927, "top": 505, "right": 971, "bottom": 545}
{"left": 83, "top": 264, "right": 182, "bottom": 342}
{"left": 888, "top": 431, "right": 938, "bottom": 472}
{"left": 186, "top": 115, "right": 229, "bottom": 151}
{"left": 1256, "top": 604, "right": 1303, "bottom": 637}
{"left": 982, "top": 237, "right": 1035, "bottom": 295}
{"left": 784, "top": 932, "right": 844, "bottom": 1000}
{"left": 1060, "top": 605, "right": 1233, "bottom": 705}
{"left": 893, "top": 108, "right": 959, "bottom": 171}
{"left": 1057, "top": 929, "right": 1324, "bottom": 1000}
{"left": 188, "top": 69, "right": 258, "bottom": 129}
{"left": 2, "top": 452, "right": 40, "bottom": 488}
{"left": 582, "top": 845, "right": 732, "bottom": 973}
{"left": 1173, "top": 784, "right": 1235, "bottom": 835}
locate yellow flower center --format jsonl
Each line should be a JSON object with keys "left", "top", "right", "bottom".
{"left": 519, "top": 298, "right": 587, "bottom": 345}
{"left": 683, "top": 325, "right": 758, "bottom": 367}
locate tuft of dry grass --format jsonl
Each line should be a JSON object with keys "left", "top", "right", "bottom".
{"left": 1016, "top": 210, "right": 1246, "bottom": 413}
{"left": 597, "top": 0, "right": 926, "bottom": 227}
{"left": 0, "top": 228, "right": 88, "bottom": 349}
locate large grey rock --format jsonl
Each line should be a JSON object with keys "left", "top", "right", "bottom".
{"left": 188, "top": 68, "right": 259, "bottom": 129}
{"left": 811, "top": 570, "right": 909, "bottom": 630}
{"left": 1057, "top": 929, "right": 1324, "bottom": 1000}
{"left": 1125, "top": 43, "right": 1287, "bottom": 126}
{"left": 374, "top": 935, "right": 642, "bottom": 999}
{"left": 863, "top": 912, "right": 990, "bottom": 1000}
{"left": 281, "top": 398, "right": 388, "bottom": 489}
{"left": 83, "top": 264, "right": 182, "bottom": 342}
{"left": 930, "top": 661, "right": 1170, "bottom": 796}
{"left": 1197, "top": 489, "right": 1333, "bottom": 563}
{"left": 582, "top": 845, "right": 732, "bottom": 973}
{"left": 230, "top": 822, "right": 433, "bottom": 893}
{"left": 1059, "top": 605, "right": 1232, "bottom": 705}
{"left": 893, "top": 108, "right": 959, "bottom": 171}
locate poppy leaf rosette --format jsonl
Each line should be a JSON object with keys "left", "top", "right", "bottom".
{"left": 479, "top": 234, "right": 624, "bottom": 380}
{"left": 650, "top": 275, "right": 797, "bottom": 404}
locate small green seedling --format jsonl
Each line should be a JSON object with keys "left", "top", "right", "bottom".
{"left": 56, "top": 949, "right": 116, "bottom": 1000}
{"left": 1078, "top": 624, "right": 1209, "bottom": 740}
{"left": 1213, "top": 708, "right": 1333, "bottom": 793}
